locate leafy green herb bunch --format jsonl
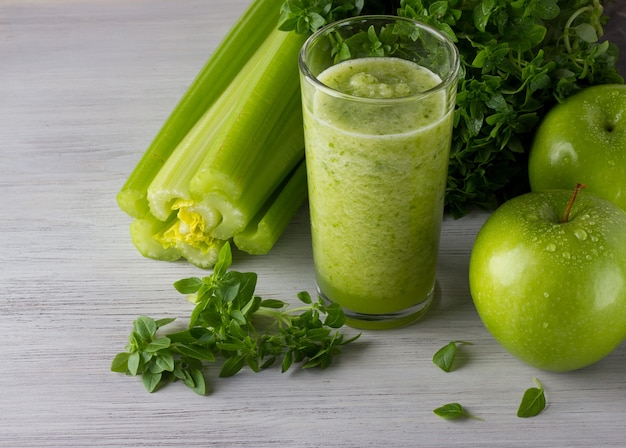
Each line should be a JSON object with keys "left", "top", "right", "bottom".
{"left": 111, "top": 243, "right": 359, "bottom": 394}
{"left": 398, "top": 0, "right": 623, "bottom": 217}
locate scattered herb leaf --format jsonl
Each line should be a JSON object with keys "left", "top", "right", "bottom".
{"left": 434, "top": 403, "right": 483, "bottom": 421}
{"left": 433, "top": 340, "right": 473, "bottom": 372}
{"left": 517, "top": 377, "right": 547, "bottom": 418}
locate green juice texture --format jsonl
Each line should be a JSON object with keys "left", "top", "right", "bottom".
{"left": 303, "top": 57, "right": 453, "bottom": 317}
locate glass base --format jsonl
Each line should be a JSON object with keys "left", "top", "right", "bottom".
{"left": 318, "top": 286, "right": 434, "bottom": 330}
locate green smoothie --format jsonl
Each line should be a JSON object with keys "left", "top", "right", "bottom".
{"left": 303, "top": 57, "right": 454, "bottom": 325}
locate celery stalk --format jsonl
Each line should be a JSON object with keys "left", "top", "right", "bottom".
{"left": 189, "top": 53, "right": 306, "bottom": 239}
{"left": 144, "top": 27, "right": 306, "bottom": 252}
{"left": 234, "top": 159, "right": 307, "bottom": 255}
{"left": 145, "top": 61, "right": 262, "bottom": 222}
{"left": 118, "top": 0, "right": 367, "bottom": 268}
{"left": 116, "top": 0, "right": 285, "bottom": 219}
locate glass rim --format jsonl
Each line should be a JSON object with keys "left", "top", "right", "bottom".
{"left": 298, "top": 14, "right": 461, "bottom": 104}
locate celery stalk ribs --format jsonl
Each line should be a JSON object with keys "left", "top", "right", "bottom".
{"left": 117, "top": 0, "right": 308, "bottom": 268}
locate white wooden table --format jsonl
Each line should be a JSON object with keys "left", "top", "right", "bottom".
{"left": 2, "top": 1, "right": 625, "bottom": 447}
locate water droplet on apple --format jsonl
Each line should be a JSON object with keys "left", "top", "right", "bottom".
{"left": 542, "top": 322, "right": 549, "bottom": 328}
{"left": 591, "top": 236, "right": 599, "bottom": 242}
{"left": 526, "top": 214, "right": 539, "bottom": 221}
{"left": 562, "top": 252, "right": 571, "bottom": 260}
{"left": 586, "top": 255, "right": 593, "bottom": 260}
{"left": 543, "top": 292, "right": 550, "bottom": 298}
{"left": 581, "top": 214, "right": 590, "bottom": 220}
{"left": 574, "top": 229, "right": 588, "bottom": 241}
{"left": 546, "top": 243, "right": 556, "bottom": 252}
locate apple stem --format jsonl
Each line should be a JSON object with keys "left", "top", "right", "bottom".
{"left": 562, "top": 183, "right": 587, "bottom": 223}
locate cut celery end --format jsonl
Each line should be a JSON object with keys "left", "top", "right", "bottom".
{"left": 150, "top": 199, "right": 224, "bottom": 266}
{"left": 117, "top": 189, "right": 149, "bottom": 219}
{"left": 157, "top": 200, "right": 220, "bottom": 244}
{"left": 129, "top": 217, "right": 181, "bottom": 262}
{"left": 178, "top": 239, "right": 226, "bottom": 270}
{"left": 234, "top": 159, "right": 307, "bottom": 255}
{"left": 201, "top": 192, "right": 246, "bottom": 240}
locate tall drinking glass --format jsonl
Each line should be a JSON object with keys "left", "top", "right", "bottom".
{"left": 299, "top": 15, "right": 460, "bottom": 329}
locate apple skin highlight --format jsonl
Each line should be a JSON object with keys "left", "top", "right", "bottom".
{"left": 469, "top": 190, "right": 626, "bottom": 371}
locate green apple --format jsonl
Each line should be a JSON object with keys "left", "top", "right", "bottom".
{"left": 469, "top": 187, "right": 626, "bottom": 371}
{"left": 528, "top": 84, "right": 626, "bottom": 211}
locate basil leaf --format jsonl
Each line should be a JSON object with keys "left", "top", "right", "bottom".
{"left": 433, "top": 341, "right": 473, "bottom": 372}
{"left": 142, "top": 371, "right": 162, "bottom": 393}
{"left": 173, "top": 277, "right": 203, "bottom": 294}
{"left": 433, "top": 403, "right": 482, "bottom": 421}
{"left": 110, "top": 352, "right": 130, "bottom": 373}
{"left": 517, "top": 378, "right": 547, "bottom": 418}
